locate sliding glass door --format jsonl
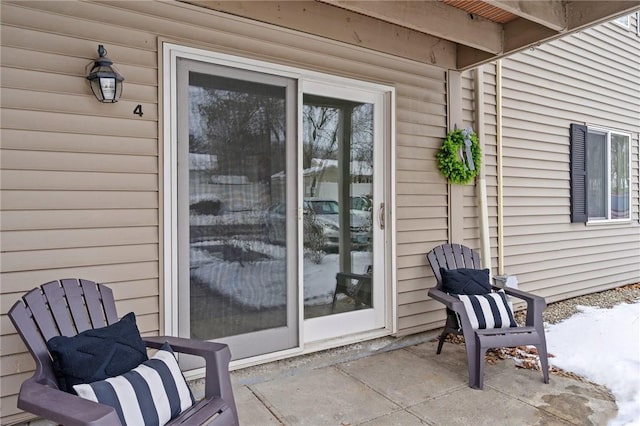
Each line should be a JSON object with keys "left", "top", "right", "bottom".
{"left": 170, "top": 48, "right": 390, "bottom": 361}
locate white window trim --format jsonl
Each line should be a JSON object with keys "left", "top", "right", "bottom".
{"left": 162, "top": 42, "right": 397, "bottom": 362}
{"left": 585, "top": 126, "right": 632, "bottom": 224}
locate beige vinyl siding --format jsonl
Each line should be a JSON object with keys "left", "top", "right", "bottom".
{"left": 0, "top": 1, "right": 449, "bottom": 421}
{"left": 491, "top": 21, "right": 640, "bottom": 300}
{"left": 0, "top": 2, "right": 160, "bottom": 420}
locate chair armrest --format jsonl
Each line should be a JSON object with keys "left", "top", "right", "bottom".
{"left": 143, "top": 336, "right": 238, "bottom": 422}
{"left": 143, "top": 335, "right": 229, "bottom": 356}
{"left": 427, "top": 288, "right": 465, "bottom": 313}
{"left": 18, "top": 377, "right": 121, "bottom": 426}
{"left": 495, "top": 286, "right": 546, "bottom": 327}
{"left": 495, "top": 286, "right": 543, "bottom": 303}
{"left": 428, "top": 288, "right": 479, "bottom": 341}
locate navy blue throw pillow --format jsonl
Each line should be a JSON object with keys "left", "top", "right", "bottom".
{"left": 47, "top": 312, "right": 148, "bottom": 393}
{"left": 440, "top": 268, "right": 491, "bottom": 295}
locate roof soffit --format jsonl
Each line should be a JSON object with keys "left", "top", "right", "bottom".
{"left": 185, "top": 0, "right": 640, "bottom": 70}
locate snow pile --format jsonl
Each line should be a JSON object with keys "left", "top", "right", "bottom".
{"left": 546, "top": 301, "right": 640, "bottom": 426}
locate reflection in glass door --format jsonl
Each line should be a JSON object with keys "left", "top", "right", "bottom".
{"left": 177, "top": 59, "right": 297, "bottom": 360}
{"left": 302, "top": 95, "right": 374, "bottom": 319}
{"left": 301, "top": 87, "right": 385, "bottom": 343}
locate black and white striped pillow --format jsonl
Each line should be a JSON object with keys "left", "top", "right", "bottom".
{"left": 453, "top": 290, "right": 517, "bottom": 330}
{"left": 73, "top": 343, "right": 194, "bottom": 426}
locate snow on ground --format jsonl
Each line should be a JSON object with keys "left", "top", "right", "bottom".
{"left": 546, "top": 301, "right": 640, "bottom": 426}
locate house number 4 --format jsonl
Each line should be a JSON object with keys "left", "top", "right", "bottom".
{"left": 133, "top": 105, "right": 143, "bottom": 117}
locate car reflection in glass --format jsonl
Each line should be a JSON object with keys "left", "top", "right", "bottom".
{"left": 264, "top": 198, "right": 371, "bottom": 250}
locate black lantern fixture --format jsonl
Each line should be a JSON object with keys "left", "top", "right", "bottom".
{"left": 86, "top": 45, "right": 124, "bottom": 103}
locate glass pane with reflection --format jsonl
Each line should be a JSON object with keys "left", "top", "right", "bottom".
{"left": 187, "top": 72, "right": 288, "bottom": 339}
{"left": 302, "top": 94, "right": 374, "bottom": 319}
{"left": 610, "top": 134, "right": 629, "bottom": 219}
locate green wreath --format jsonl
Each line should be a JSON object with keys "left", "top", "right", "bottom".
{"left": 436, "top": 128, "right": 482, "bottom": 185}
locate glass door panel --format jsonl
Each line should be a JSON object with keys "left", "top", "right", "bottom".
{"left": 302, "top": 95, "right": 374, "bottom": 319}
{"left": 301, "top": 87, "right": 386, "bottom": 343}
{"left": 177, "top": 59, "right": 298, "bottom": 360}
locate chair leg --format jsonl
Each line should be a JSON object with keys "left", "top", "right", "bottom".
{"left": 436, "top": 331, "right": 447, "bottom": 354}
{"left": 436, "top": 312, "right": 459, "bottom": 354}
{"left": 463, "top": 333, "right": 478, "bottom": 389}
{"left": 537, "top": 342, "right": 550, "bottom": 384}
{"left": 475, "top": 337, "right": 487, "bottom": 390}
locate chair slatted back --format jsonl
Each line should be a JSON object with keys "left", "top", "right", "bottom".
{"left": 8, "top": 279, "right": 119, "bottom": 385}
{"left": 427, "top": 244, "right": 482, "bottom": 290}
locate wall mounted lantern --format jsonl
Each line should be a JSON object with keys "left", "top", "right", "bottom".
{"left": 86, "top": 45, "right": 124, "bottom": 103}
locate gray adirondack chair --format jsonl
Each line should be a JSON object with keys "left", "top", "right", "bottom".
{"left": 8, "top": 279, "right": 239, "bottom": 426}
{"left": 426, "top": 244, "right": 549, "bottom": 389}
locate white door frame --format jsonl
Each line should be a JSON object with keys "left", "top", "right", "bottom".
{"left": 162, "top": 42, "right": 397, "bottom": 368}
{"left": 301, "top": 80, "right": 388, "bottom": 343}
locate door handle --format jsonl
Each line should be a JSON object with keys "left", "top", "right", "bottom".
{"left": 379, "top": 202, "right": 385, "bottom": 230}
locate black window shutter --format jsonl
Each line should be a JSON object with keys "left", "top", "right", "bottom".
{"left": 570, "top": 123, "right": 588, "bottom": 223}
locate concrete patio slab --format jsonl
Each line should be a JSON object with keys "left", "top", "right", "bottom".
{"left": 484, "top": 368, "right": 617, "bottom": 426}
{"left": 338, "top": 348, "right": 466, "bottom": 407}
{"left": 408, "top": 385, "right": 558, "bottom": 426}
{"left": 218, "top": 333, "right": 618, "bottom": 425}
{"left": 233, "top": 386, "right": 282, "bottom": 425}
{"left": 249, "top": 366, "right": 401, "bottom": 425}
{"left": 361, "top": 409, "right": 428, "bottom": 425}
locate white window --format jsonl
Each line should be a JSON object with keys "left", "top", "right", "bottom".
{"left": 570, "top": 124, "right": 631, "bottom": 222}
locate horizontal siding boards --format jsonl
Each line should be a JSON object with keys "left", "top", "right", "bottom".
{"left": 0, "top": 150, "right": 157, "bottom": 174}
{"left": 2, "top": 109, "right": 158, "bottom": 138}
{"left": 1, "top": 190, "right": 158, "bottom": 210}
{"left": 1, "top": 87, "right": 158, "bottom": 121}
{"left": 0, "top": 129, "right": 158, "bottom": 156}
{"left": 1, "top": 170, "right": 157, "bottom": 191}
{"left": 494, "top": 21, "right": 640, "bottom": 303}
{"left": 1, "top": 209, "right": 159, "bottom": 230}
{"left": 0, "top": 0, "right": 449, "bottom": 418}
{"left": 1, "top": 244, "right": 158, "bottom": 273}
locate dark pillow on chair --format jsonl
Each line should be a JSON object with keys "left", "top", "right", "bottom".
{"left": 47, "top": 312, "right": 148, "bottom": 393}
{"left": 440, "top": 268, "right": 491, "bottom": 295}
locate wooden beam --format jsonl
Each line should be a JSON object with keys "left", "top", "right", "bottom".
{"left": 319, "top": 0, "right": 503, "bottom": 54}
{"left": 566, "top": 1, "right": 640, "bottom": 31}
{"left": 186, "top": 0, "right": 456, "bottom": 69}
{"left": 503, "top": 18, "right": 558, "bottom": 53}
{"left": 486, "top": 0, "right": 566, "bottom": 31}
{"left": 456, "top": 45, "right": 498, "bottom": 70}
